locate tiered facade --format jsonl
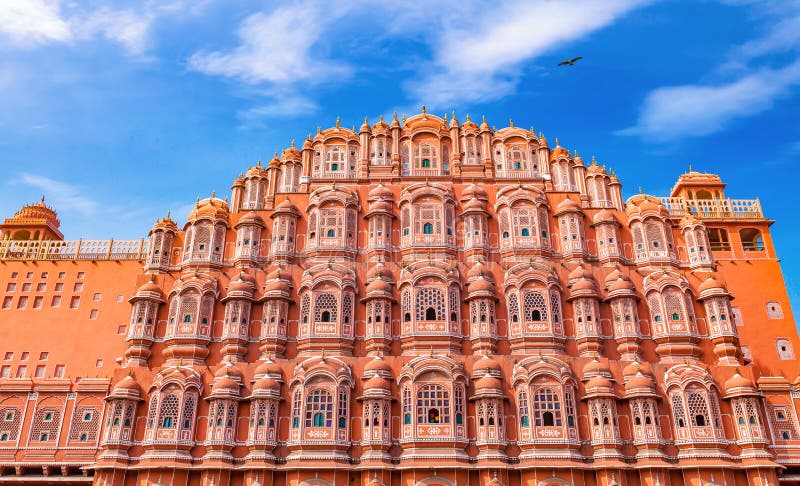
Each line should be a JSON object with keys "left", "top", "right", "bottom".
{"left": 0, "top": 111, "right": 798, "bottom": 485}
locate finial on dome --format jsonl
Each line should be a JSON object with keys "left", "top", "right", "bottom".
{"left": 421, "top": 104, "right": 426, "bottom": 114}
{"left": 379, "top": 114, "right": 384, "bottom": 122}
{"left": 492, "top": 125, "right": 497, "bottom": 131}
{"left": 40, "top": 195, "right": 45, "bottom": 203}
{"left": 402, "top": 113, "right": 407, "bottom": 123}
{"left": 166, "top": 211, "right": 171, "bottom": 219}
{"left": 224, "top": 196, "right": 229, "bottom": 204}
{"left": 331, "top": 181, "right": 337, "bottom": 190}
{"left": 306, "top": 133, "right": 311, "bottom": 141}
{"left": 335, "top": 117, "right": 341, "bottom": 128}
{"left": 591, "top": 155, "right": 597, "bottom": 164}
{"left": 393, "top": 111, "right": 398, "bottom": 121}
{"left": 195, "top": 197, "right": 200, "bottom": 208}
{"left": 256, "top": 159, "right": 261, "bottom": 167}
{"left": 509, "top": 118, "right": 514, "bottom": 127}
{"left": 689, "top": 164, "right": 693, "bottom": 172}
{"left": 574, "top": 150, "right": 578, "bottom": 157}
{"left": 465, "top": 113, "right": 471, "bottom": 122}
{"left": 482, "top": 115, "right": 486, "bottom": 124}
{"left": 211, "top": 190, "right": 216, "bottom": 198}
{"left": 317, "top": 126, "right": 321, "bottom": 134}
{"left": 274, "top": 150, "right": 279, "bottom": 158}
{"left": 291, "top": 139, "right": 295, "bottom": 148}
{"left": 451, "top": 110, "right": 456, "bottom": 119}
{"left": 555, "top": 137, "right": 560, "bottom": 146}
{"left": 443, "top": 112, "right": 448, "bottom": 123}
{"left": 364, "top": 116, "right": 368, "bottom": 124}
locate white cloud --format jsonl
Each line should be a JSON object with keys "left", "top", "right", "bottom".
{"left": 621, "top": 2, "right": 800, "bottom": 143}
{"left": 79, "top": 7, "right": 151, "bottom": 56}
{"left": 14, "top": 173, "right": 99, "bottom": 216}
{"left": 188, "top": 2, "right": 352, "bottom": 85}
{"left": 0, "top": 1, "right": 165, "bottom": 57}
{"left": 238, "top": 94, "right": 319, "bottom": 127}
{"left": 0, "top": 0, "right": 71, "bottom": 46}
{"left": 618, "top": 61, "right": 800, "bottom": 141}
{"left": 406, "top": 0, "right": 649, "bottom": 108}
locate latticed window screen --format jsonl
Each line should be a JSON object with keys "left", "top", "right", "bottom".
{"left": 645, "top": 222, "right": 664, "bottom": 248}
{"left": 342, "top": 292, "right": 353, "bottom": 325}
{"left": 69, "top": 407, "right": 100, "bottom": 442}
{"left": 415, "top": 205, "right": 442, "bottom": 236}
{"left": 498, "top": 208, "right": 510, "bottom": 238}
{"left": 30, "top": 407, "right": 61, "bottom": 441}
{"left": 709, "top": 389, "right": 722, "bottom": 428}
{"left": 663, "top": 290, "right": 684, "bottom": 321}
{"left": 326, "top": 147, "right": 345, "bottom": 170}
{"left": 158, "top": 394, "right": 179, "bottom": 428}
{"left": 291, "top": 391, "right": 302, "bottom": 427}
{"left": 647, "top": 294, "right": 663, "bottom": 323}
{"left": 181, "top": 394, "right": 197, "bottom": 430}
{"left": 641, "top": 399, "right": 657, "bottom": 426}
{"left": 550, "top": 291, "right": 562, "bottom": 323}
{"left": 320, "top": 208, "right": 343, "bottom": 238}
{"left": 687, "top": 391, "right": 711, "bottom": 427}
{"left": 300, "top": 293, "right": 311, "bottom": 324}
{"left": 416, "top": 384, "right": 450, "bottom": 424}
{"left": 513, "top": 208, "right": 536, "bottom": 237}
{"left": 508, "top": 293, "right": 520, "bottom": 322}
{"left": 179, "top": 294, "right": 198, "bottom": 325}
{"left": 771, "top": 405, "right": 800, "bottom": 439}
{"left": 337, "top": 388, "right": 349, "bottom": 427}
{"left": 671, "top": 392, "right": 687, "bottom": 428}
{"left": 314, "top": 293, "right": 338, "bottom": 323}
{"left": 402, "top": 387, "right": 412, "bottom": 424}
{"left": 518, "top": 390, "right": 530, "bottom": 425}
{"left": 415, "top": 288, "right": 445, "bottom": 321}
{"left": 454, "top": 385, "right": 464, "bottom": 424}
{"left": 305, "top": 389, "right": 333, "bottom": 428}
{"left": 533, "top": 388, "right": 562, "bottom": 427}
{"left": 413, "top": 143, "right": 438, "bottom": 168}
{"left": 0, "top": 407, "right": 22, "bottom": 441}
{"left": 507, "top": 146, "right": 526, "bottom": 169}
{"left": 523, "top": 291, "right": 548, "bottom": 321}
{"left": 449, "top": 286, "right": 459, "bottom": 322}
{"left": 565, "top": 389, "right": 576, "bottom": 427}
{"left": 146, "top": 395, "right": 158, "bottom": 429}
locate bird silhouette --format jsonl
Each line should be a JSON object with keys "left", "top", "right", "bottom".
{"left": 558, "top": 56, "right": 583, "bottom": 66}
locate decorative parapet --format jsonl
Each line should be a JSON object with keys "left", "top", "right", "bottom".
{"left": 0, "top": 239, "right": 148, "bottom": 261}
{"left": 660, "top": 197, "right": 763, "bottom": 219}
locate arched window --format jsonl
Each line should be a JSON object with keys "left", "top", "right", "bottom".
{"left": 305, "top": 389, "right": 333, "bottom": 428}
{"left": 416, "top": 384, "right": 450, "bottom": 424}
{"left": 740, "top": 228, "right": 764, "bottom": 251}
{"left": 533, "top": 388, "right": 562, "bottom": 427}
{"left": 423, "top": 222, "right": 433, "bottom": 234}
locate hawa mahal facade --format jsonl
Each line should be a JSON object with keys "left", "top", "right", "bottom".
{"left": 0, "top": 110, "right": 798, "bottom": 486}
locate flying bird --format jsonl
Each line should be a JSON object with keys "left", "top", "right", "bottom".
{"left": 558, "top": 56, "right": 583, "bottom": 66}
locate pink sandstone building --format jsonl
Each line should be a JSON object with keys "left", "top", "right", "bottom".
{"left": 0, "top": 110, "right": 798, "bottom": 485}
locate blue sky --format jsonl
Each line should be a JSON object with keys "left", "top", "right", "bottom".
{"left": 0, "top": 0, "right": 799, "bottom": 318}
